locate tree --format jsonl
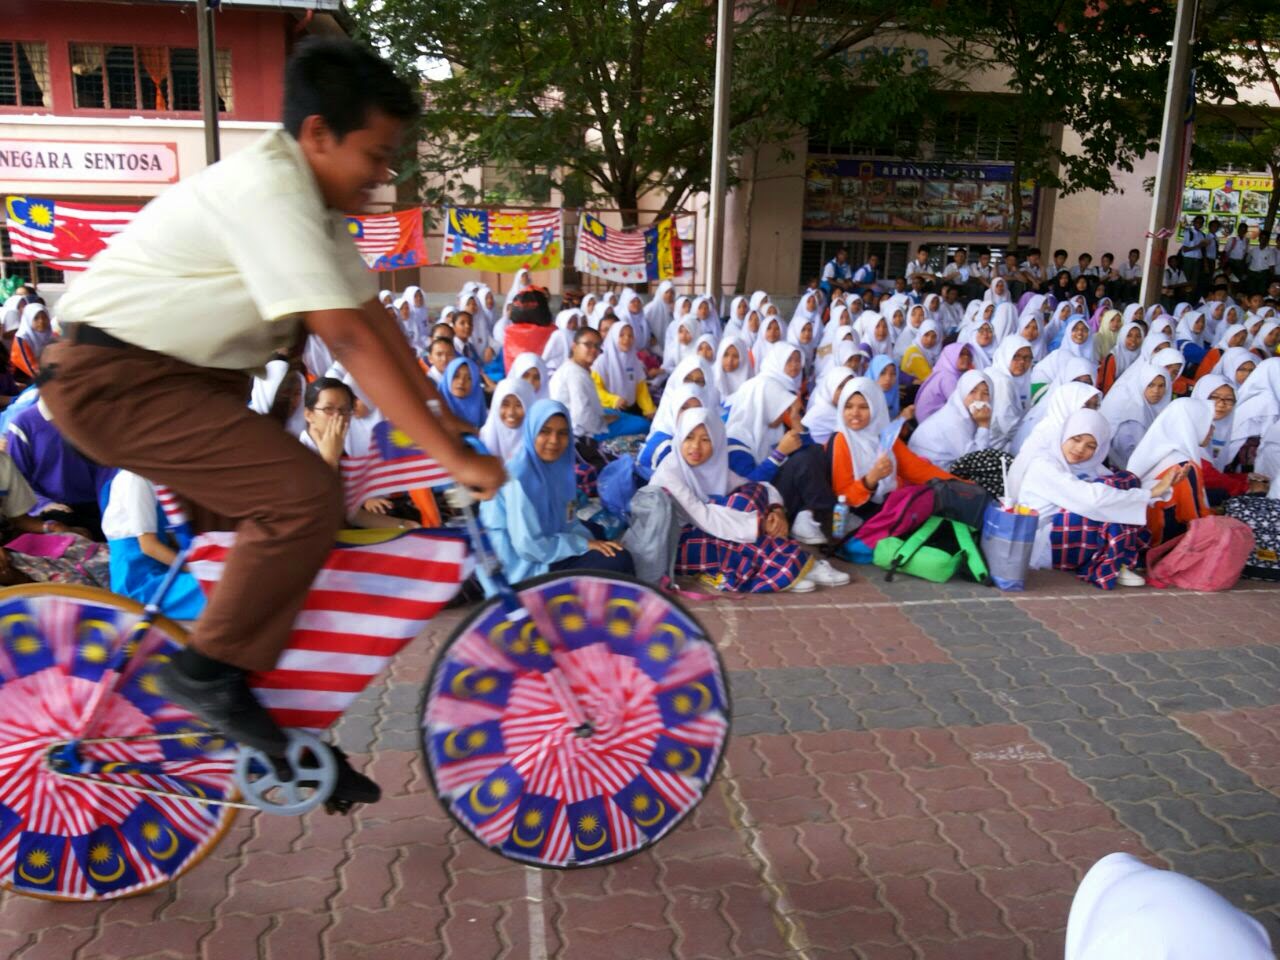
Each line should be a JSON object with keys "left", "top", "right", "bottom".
{"left": 351, "top": 0, "right": 946, "bottom": 227}
{"left": 1194, "top": 0, "right": 1280, "bottom": 235}
{"left": 939, "top": 2, "right": 1174, "bottom": 249}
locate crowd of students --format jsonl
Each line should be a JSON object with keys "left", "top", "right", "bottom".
{"left": 0, "top": 243, "right": 1277, "bottom": 606}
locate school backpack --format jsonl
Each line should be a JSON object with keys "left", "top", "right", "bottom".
{"left": 1222, "top": 496, "right": 1280, "bottom": 582}
{"left": 873, "top": 516, "right": 992, "bottom": 585}
{"left": 598, "top": 455, "right": 639, "bottom": 521}
{"left": 836, "top": 484, "right": 935, "bottom": 564}
{"left": 1144, "top": 516, "right": 1256, "bottom": 591}
{"left": 927, "top": 478, "right": 994, "bottom": 530}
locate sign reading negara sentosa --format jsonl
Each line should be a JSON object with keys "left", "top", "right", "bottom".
{"left": 0, "top": 139, "right": 179, "bottom": 183}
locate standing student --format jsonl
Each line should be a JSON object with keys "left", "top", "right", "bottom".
{"left": 1246, "top": 233, "right": 1275, "bottom": 296}
{"left": 1224, "top": 222, "right": 1250, "bottom": 294}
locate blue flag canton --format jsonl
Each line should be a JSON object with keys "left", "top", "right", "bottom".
{"left": 429, "top": 719, "right": 505, "bottom": 769}
{"left": 501, "top": 792, "right": 560, "bottom": 859}
{"left": 5, "top": 196, "right": 56, "bottom": 234}
{"left": 566, "top": 795, "right": 614, "bottom": 863}
{"left": 72, "top": 825, "right": 141, "bottom": 894}
{"left": 535, "top": 585, "right": 605, "bottom": 651}
{"left": 71, "top": 605, "right": 128, "bottom": 681}
{"left": 475, "top": 606, "right": 555, "bottom": 673}
{"left": 373, "top": 418, "right": 425, "bottom": 461}
{"left": 454, "top": 763, "right": 524, "bottom": 826}
{"left": 614, "top": 774, "right": 677, "bottom": 839}
{"left": 12, "top": 831, "right": 67, "bottom": 893}
{"left": 648, "top": 733, "right": 712, "bottom": 781}
{"left": 0, "top": 799, "right": 21, "bottom": 847}
{"left": 0, "top": 603, "right": 54, "bottom": 677}
{"left": 437, "top": 662, "right": 513, "bottom": 707}
{"left": 599, "top": 583, "right": 645, "bottom": 655}
{"left": 119, "top": 801, "right": 197, "bottom": 876}
{"left": 657, "top": 672, "right": 724, "bottom": 729}
{"left": 119, "top": 649, "right": 174, "bottom": 715}
{"left": 344, "top": 216, "right": 365, "bottom": 240}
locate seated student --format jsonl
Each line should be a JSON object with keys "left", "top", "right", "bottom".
{"left": 298, "top": 377, "right": 421, "bottom": 531}
{"left": 908, "top": 370, "right": 995, "bottom": 469}
{"left": 1252, "top": 319, "right": 1280, "bottom": 359}
{"left": 1030, "top": 315, "right": 1093, "bottom": 398}
{"left": 714, "top": 334, "right": 752, "bottom": 407}
{"left": 867, "top": 355, "right": 903, "bottom": 418}
{"left": 802, "top": 366, "right": 857, "bottom": 445}
{"left": 451, "top": 309, "right": 484, "bottom": 367}
{"left": 1128, "top": 397, "right": 1215, "bottom": 546}
{"left": 441, "top": 356, "right": 486, "bottom": 430}
{"left": 724, "top": 372, "right": 836, "bottom": 545}
{"left": 984, "top": 335, "right": 1036, "bottom": 451}
{"left": 750, "top": 313, "right": 786, "bottom": 368}
{"left": 479, "top": 378, "right": 535, "bottom": 460}
{"left": 424, "top": 336, "right": 456, "bottom": 386}
{"left": 541, "top": 308, "right": 580, "bottom": 375}
{"left": 655, "top": 408, "right": 846, "bottom": 593}
{"left": 1099, "top": 360, "right": 1170, "bottom": 470}
{"left": 1007, "top": 409, "right": 1180, "bottom": 589}
{"left": 478, "top": 399, "right": 633, "bottom": 595}
{"left": 1011, "top": 381, "right": 1103, "bottom": 465}
{"left": 509, "top": 351, "right": 551, "bottom": 402}
{"left": 1195, "top": 323, "right": 1249, "bottom": 381}
{"left": 831, "top": 378, "right": 954, "bottom": 519}
{"left": 1174, "top": 309, "right": 1210, "bottom": 372}
{"left": 101, "top": 470, "right": 206, "bottom": 618}
{"left": 857, "top": 311, "right": 894, "bottom": 358}
{"left": 914, "top": 344, "right": 975, "bottom": 422}
{"left": 899, "top": 319, "right": 942, "bottom": 384}
{"left": 1226, "top": 356, "right": 1280, "bottom": 471}
{"left": 550, "top": 327, "right": 646, "bottom": 469}
{"left": 1190, "top": 374, "right": 1257, "bottom": 501}
{"left": 663, "top": 315, "right": 701, "bottom": 372}
{"left": 1162, "top": 254, "right": 1193, "bottom": 307}
{"left": 638, "top": 382, "right": 706, "bottom": 480}
{"left": 6, "top": 396, "right": 115, "bottom": 539}
{"left": 10, "top": 303, "right": 54, "bottom": 381}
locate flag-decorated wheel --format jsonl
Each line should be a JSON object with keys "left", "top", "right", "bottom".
{"left": 0, "top": 584, "right": 238, "bottom": 900}
{"left": 422, "top": 572, "right": 729, "bottom": 869}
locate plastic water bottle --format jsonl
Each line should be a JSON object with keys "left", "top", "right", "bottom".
{"left": 832, "top": 495, "right": 850, "bottom": 540}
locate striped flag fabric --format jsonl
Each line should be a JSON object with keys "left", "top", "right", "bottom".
{"left": 344, "top": 208, "right": 427, "bottom": 272}
{"left": 4, "top": 195, "right": 140, "bottom": 271}
{"left": 573, "top": 212, "right": 682, "bottom": 283}
{"left": 442, "top": 207, "right": 562, "bottom": 272}
{"left": 340, "top": 419, "right": 453, "bottom": 512}
{"left": 186, "top": 528, "right": 472, "bottom": 731}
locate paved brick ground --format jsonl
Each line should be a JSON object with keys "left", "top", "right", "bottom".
{"left": 3, "top": 566, "right": 1280, "bottom": 959}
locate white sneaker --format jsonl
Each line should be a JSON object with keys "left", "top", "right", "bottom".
{"left": 1116, "top": 566, "right": 1147, "bottom": 588}
{"left": 788, "top": 575, "right": 816, "bottom": 593}
{"left": 807, "top": 558, "right": 851, "bottom": 587}
{"left": 792, "top": 510, "right": 828, "bottom": 545}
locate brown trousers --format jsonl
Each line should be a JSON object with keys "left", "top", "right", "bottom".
{"left": 40, "top": 340, "right": 344, "bottom": 671}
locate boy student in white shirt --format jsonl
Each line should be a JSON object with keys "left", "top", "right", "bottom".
{"left": 1179, "top": 214, "right": 1208, "bottom": 300}
{"left": 1224, "top": 221, "right": 1250, "bottom": 293}
{"left": 1016, "top": 247, "right": 1047, "bottom": 293}
{"left": 1117, "top": 248, "right": 1142, "bottom": 302}
{"left": 1246, "top": 233, "right": 1276, "bottom": 296}
{"left": 971, "top": 249, "right": 994, "bottom": 289}
{"left": 1070, "top": 252, "right": 1099, "bottom": 280}
{"left": 904, "top": 245, "right": 938, "bottom": 292}
{"left": 1162, "top": 253, "right": 1192, "bottom": 308}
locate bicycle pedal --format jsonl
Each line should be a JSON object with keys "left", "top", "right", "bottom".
{"left": 233, "top": 730, "right": 338, "bottom": 816}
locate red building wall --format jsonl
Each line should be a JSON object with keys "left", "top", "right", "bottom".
{"left": 0, "top": 1, "right": 295, "bottom": 121}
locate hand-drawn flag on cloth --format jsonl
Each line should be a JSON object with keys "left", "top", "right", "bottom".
{"left": 340, "top": 419, "right": 453, "bottom": 513}
{"left": 344, "top": 208, "right": 427, "bottom": 272}
{"left": 4, "top": 195, "right": 140, "bottom": 271}
{"left": 442, "top": 207, "right": 562, "bottom": 272}
{"left": 186, "top": 528, "right": 472, "bottom": 731}
{"left": 573, "top": 213, "right": 682, "bottom": 283}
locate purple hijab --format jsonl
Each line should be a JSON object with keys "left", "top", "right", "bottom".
{"left": 914, "top": 343, "right": 974, "bottom": 423}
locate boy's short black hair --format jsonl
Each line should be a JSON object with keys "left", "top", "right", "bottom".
{"left": 1101, "top": 252, "right": 1114, "bottom": 261}
{"left": 430, "top": 322, "right": 455, "bottom": 338}
{"left": 1054, "top": 249, "right": 1068, "bottom": 259}
{"left": 1027, "top": 247, "right": 1041, "bottom": 257}
{"left": 1078, "top": 252, "right": 1092, "bottom": 261}
{"left": 1129, "top": 248, "right": 1141, "bottom": 256}
{"left": 917, "top": 244, "right": 929, "bottom": 254}
{"left": 429, "top": 337, "right": 456, "bottom": 355}
{"left": 283, "top": 37, "right": 419, "bottom": 139}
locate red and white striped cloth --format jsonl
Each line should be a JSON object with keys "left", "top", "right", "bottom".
{"left": 4, "top": 195, "right": 139, "bottom": 271}
{"left": 186, "top": 529, "right": 472, "bottom": 730}
{"left": 339, "top": 447, "right": 452, "bottom": 514}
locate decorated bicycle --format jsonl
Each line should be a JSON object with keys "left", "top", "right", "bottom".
{"left": 0, "top": 484, "right": 729, "bottom": 899}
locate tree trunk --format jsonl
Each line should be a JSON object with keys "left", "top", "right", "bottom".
{"left": 1006, "top": 126, "right": 1025, "bottom": 252}
{"left": 734, "top": 145, "right": 760, "bottom": 296}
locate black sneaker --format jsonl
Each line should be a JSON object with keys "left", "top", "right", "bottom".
{"left": 325, "top": 746, "right": 382, "bottom": 813}
{"left": 156, "top": 660, "right": 289, "bottom": 758}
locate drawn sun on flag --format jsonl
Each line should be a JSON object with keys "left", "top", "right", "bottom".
{"left": 388, "top": 427, "right": 415, "bottom": 449}
{"left": 588, "top": 218, "right": 605, "bottom": 238}
{"left": 28, "top": 202, "right": 54, "bottom": 229}
{"left": 460, "top": 212, "right": 484, "bottom": 238}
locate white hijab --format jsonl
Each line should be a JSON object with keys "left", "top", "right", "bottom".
{"left": 987, "top": 335, "right": 1034, "bottom": 439}
{"left": 1010, "top": 380, "right": 1103, "bottom": 467}
{"left": 714, "top": 335, "right": 752, "bottom": 401}
{"left": 856, "top": 311, "right": 893, "bottom": 357}
{"left": 1008, "top": 409, "right": 1116, "bottom": 513}
{"left": 15, "top": 302, "right": 53, "bottom": 359}
{"left": 1108, "top": 319, "right": 1145, "bottom": 381}
{"left": 665, "top": 353, "right": 719, "bottom": 412}
{"left": 644, "top": 280, "right": 676, "bottom": 347}
{"left": 759, "top": 341, "right": 802, "bottom": 393}
{"left": 1191, "top": 374, "right": 1236, "bottom": 470}
{"left": 648, "top": 380, "right": 706, "bottom": 443}
{"left": 802, "top": 367, "right": 855, "bottom": 445}
{"left": 592, "top": 319, "right": 644, "bottom": 405}
{"left": 834, "top": 376, "right": 897, "bottom": 502}
{"left": 1099, "top": 359, "right": 1168, "bottom": 436}
{"left": 724, "top": 374, "right": 794, "bottom": 464}
{"left": 508, "top": 352, "right": 550, "bottom": 402}
{"left": 908, "top": 369, "right": 992, "bottom": 470}
{"left": 663, "top": 315, "right": 701, "bottom": 372}
{"left": 541, "top": 309, "right": 580, "bottom": 373}
{"left": 479, "top": 379, "right": 535, "bottom": 460}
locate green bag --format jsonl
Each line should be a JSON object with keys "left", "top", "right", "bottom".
{"left": 872, "top": 516, "right": 991, "bottom": 585}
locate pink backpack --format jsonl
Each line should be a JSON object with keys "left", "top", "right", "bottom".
{"left": 837, "top": 484, "right": 936, "bottom": 562}
{"left": 1145, "top": 516, "right": 1256, "bottom": 591}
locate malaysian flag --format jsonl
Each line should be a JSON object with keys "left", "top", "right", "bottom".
{"left": 442, "top": 207, "right": 562, "bottom": 272}
{"left": 187, "top": 527, "right": 472, "bottom": 730}
{"left": 340, "top": 419, "right": 453, "bottom": 512}
{"left": 344, "top": 208, "right": 427, "bottom": 272}
{"left": 573, "top": 212, "right": 682, "bottom": 284}
{"left": 4, "top": 195, "right": 140, "bottom": 271}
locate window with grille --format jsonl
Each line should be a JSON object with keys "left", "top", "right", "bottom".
{"left": 0, "top": 41, "right": 50, "bottom": 108}
{"left": 0, "top": 226, "right": 62, "bottom": 286}
{"left": 800, "top": 240, "right": 909, "bottom": 287}
{"left": 70, "top": 43, "right": 232, "bottom": 112}
{"left": 809, "top": 108, "right": 1021, "bottom": 164}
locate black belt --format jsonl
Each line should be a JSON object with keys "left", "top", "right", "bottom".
{"left": 72, "top": 324, "right": 133, "bottom": 350}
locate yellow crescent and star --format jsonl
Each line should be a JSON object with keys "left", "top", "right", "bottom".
{"left": 442, "top": 727, "right": 489, "bottom": 760}
{"left": 17, "top": 848, "right": 54, "bottom": 885}
{"left": 670, "top": 682, "right": 714, "bottom": 717}
{"left": 546, "top": 594, "right": 586, "bottom": 634}
{"left": 449, "top": 666, "right": 500, "bottom": 699}
{"left": 467, "top": 775, "right": 511, "bottom": 816}
{"left": 87, "top": 842, "right": 128, "bottom": 884}
{"left": 510, "top": 808, "right": 547, "bottom": 849}
{"left": 487, "top": 619, "right": 549, "bottom": 658}
{"left": 574, "top": 813, "right": 608, "bottom": 852}
{"left": 663, "top": 745, "right": 703, "bottom": 777}
{"left": 604, "top": 598, "right": 640, "bottom": 639}
{"left": 1, "top": 613, "right": 41, "bottom": 656}
{"left": 629, "top": 793, "right": 666, "bottom": 827}
{"left": 141, "top": 821, "right": 181, "bottom": 861}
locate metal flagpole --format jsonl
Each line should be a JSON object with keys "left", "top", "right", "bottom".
{"left": 704, "top": 0, "right": 733, "bottom": 304}
{"left": 196, "top": 0, "right": 221, "bottom": 165}
{"left": 1140, "top": 0, "right": 1197, "bottom": 307}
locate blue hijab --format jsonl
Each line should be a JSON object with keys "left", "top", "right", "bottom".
{"left": 510, "top": 399, "right": 576, "bottom": 534}
{"left": 443, "top": 357, "right": 486, "bottom": 427}
{"left": 868, "top": 354, "right": 901, "bottom": 417}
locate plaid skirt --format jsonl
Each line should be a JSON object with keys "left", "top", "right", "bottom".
{"left": 675, "top": 483, "right": 809, "bottom": 593}
{"left": 1049, "top": 470, "right": 1149, "bottom": 590}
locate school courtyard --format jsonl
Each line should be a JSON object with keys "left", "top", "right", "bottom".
{"left": 1, "top": 569, "right": 1278, "bottom": 959}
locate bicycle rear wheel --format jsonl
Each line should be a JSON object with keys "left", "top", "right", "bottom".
{"left": 422, "top": 572, "right": 729, "bottom": 869}
{"left": 0, "top": 584, "right": 238, "bottom": 900}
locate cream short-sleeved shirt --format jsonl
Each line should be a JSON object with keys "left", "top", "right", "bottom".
{"left": 56, "top": 129, "right": 377, "bottom": 373}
